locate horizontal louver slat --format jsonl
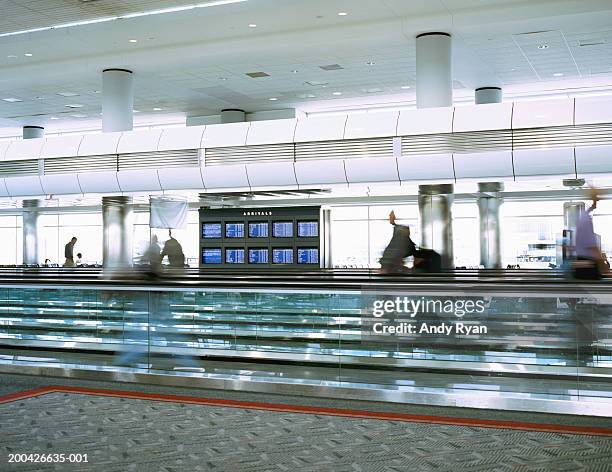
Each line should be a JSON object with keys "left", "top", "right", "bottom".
{"left": 296, "top": 138, "right": 393, "bottom": 161}
{"left": 118, "top": 149, "right": 199, "bottom": 170}
{"left": 204, "top": 143, "right": 294, "bottom": 167}
{"left": 0, "top": 159, "right": 39, "bottom": 177}
{"left": 44, "top": 154, "right": 117, "bottom": 174}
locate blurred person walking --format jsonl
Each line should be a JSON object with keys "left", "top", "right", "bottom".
{"left": 161, "top": 230, "right": 185, "bottom": 269}
{"left": 574, "top": 189, "right": 606, "bottom": 280}
{"left": 63, "top": 237, "right": 77, "bottom": 267}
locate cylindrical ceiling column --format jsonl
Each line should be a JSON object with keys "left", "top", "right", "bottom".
{"left": 475, "top": 86, "right": 502, "bottom": 104}
{"left": 23, "top": 126, "right": 44, "bottom": 139}
{"left": 102, "top": 196, "right": 133, "bottom": 268}
{"left": 22, "top": 200, "right": 40, "bottom": 265}
{"left": 416, "top": 32, "right": 452, "bottom": 109}
{"left": 478, "top": 182, "right": 503, "bottom": 269}
{"left": 418, "top": 184, "right": 454, "bottom": 269}
{"left": 563, "top": 201, "right": 586, "bottom": 261}
{"left": 220, "top": 109, "right": 246, "bottom": 124}
{"left": 102, "top": 69, "right": 134, "bottom": 133}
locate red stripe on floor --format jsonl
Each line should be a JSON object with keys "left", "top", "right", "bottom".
{"left": 0, "top": 386, "right": 55, "bottom": 404}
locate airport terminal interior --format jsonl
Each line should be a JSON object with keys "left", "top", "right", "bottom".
{"left": 0, "top": 0, "right": 612, "bottom": 470}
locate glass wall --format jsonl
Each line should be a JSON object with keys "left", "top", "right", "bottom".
{"left": 0, "top": 200, "right": 611, "bottom": 269}
{"left": 330, "top": 200, "right": 612, "bottom": 269}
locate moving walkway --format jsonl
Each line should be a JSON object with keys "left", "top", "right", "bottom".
{"left": 0, "top": 269, "right": 610, "bottom": 415}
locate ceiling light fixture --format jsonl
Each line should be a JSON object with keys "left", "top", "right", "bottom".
{"left": 153, "top": 107, "right": 163, "bottom": 111}
{"left": 57, "top": 92, "right": 79, "bottom": 97}
{"left": 248, "top": 23, "right": 257, "bottom": 28}
{"left": 537, "top": 44, "right": 549, "bottom": 49}
{"left": 553, "top": 72, "right": 564, "bottom": 77}
{"left": 338, "top": 12, "right": 348, "bottom": 16}
{"left": 268, "top": 97, "right": 278, "bottom": 101}
{"left": 332, "top": 91, "right": 342, "bottom": 96}
{"left": 291, "top": 70, "right": 298, "bottom": 74}
{"left": 401, "top": 85, "right": 411, "bottom": 89}
{"left": 0, "top": 0, "right": 249, "bottom": 38}
{"left": 366, "top": 61, "right": 375, "bottom": 66}
{"left": 129, "top": 39, "right": 138, "bottom": 43}
{"left": 50, "top": 116, "right": 59, "bottom": 120}
{"left": 7, "top": 55, "right": 17, "bottom": 58}
{"left": 2, "top": 98, "right": 22, "bottom": 102}
{"left": 65, "top": 104, "right": 83, "bottom": 108}
{"left": 24, "top": 53, "right": 33, "bottom": 57}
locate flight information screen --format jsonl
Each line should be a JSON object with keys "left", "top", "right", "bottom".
{"left": 297, "top": 221, "right": 318, "bottom": 237}
{"left": 202, "top": 248, "right": 222, "bottom": 264}
{"left": 225, "top": 248, "right": 245, "bottom": 264}
{"left": 297, "top": 248, "right": 318, "bottom": 264}
{"left": 202, "top": 223, "right": 222, "bottom": 239}
{"left": 249, "top": 222, "right": 269, "bottom": 238}
{"left": 249, "top": 248, "right": 269, "bottom": 264}
{"left": 225, "top": 223, "right": 245, "bottom": 238}
{"left": 272, "top": 222, "right": 293, "bottom": 238}
{"left": 272, "top": 248, "right": 293, "bottom": 264}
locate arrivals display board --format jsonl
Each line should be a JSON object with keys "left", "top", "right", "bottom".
{"left": 199, "top": 206, "right": 321, "bottom": 268}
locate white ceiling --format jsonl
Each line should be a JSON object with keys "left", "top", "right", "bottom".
{"left": 0, "top": 0, "right": 611, "bottom": 129}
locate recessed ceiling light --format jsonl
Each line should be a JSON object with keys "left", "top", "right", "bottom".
{"left": 268, "top": 97, "right": 278, "bottom": 101}
{"left": 537, "top": 44, "right": 549, "bottom": 49}
{"left": 366, "top": 60, "right": 375, "bottom": 66}
{"left": 92, "top": 90, "right": 101, "bottom": 94}
{"left": 2, "top": 97, "right": 22, "bottom": 102}
{"left": 291, "top": 69, "right": 298, "bottom": 74}
{"left": 57, "top": 92, "right": 79, "bottom": 97}
{"left": 400, "top": 85, "right": 411, "bottom": 89}
{"left": 35, "top": 96, "right": 45, "bottom": 100}
{"left": 338, "top": 12, "right": 348, "bottom": 16}
{"left": 64, "top": 104, "right": 83, "bottom": 108}
{"left": 7, "top": 54, "right": 17, "bottom": 58}
{"left": 219, "top": 77, "right": 228, "bottom": 81}
{"left": 553, "top": 72, "right": 564, "bottom": 77}
{"left": 24, "top": 53, "right": 33, "bottom": 57}
{"left": 332, "top": 91, "right": 342, "bottom": 96}
{"left": 248, "top": 23, "right": 257, "bottom": 28}
{"left": 129, "top": 39, "right": 138, "bottom": 43}
{"left": 153, "top": 107, "right": 163, "bottom": 111}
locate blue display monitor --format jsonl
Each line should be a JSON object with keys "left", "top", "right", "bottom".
{"left": 225, "top": 248, "right": 245, "bottom": 264}
{"left": 272, "top": 221, "right": 293, "bottom": 238}
{"left": 225, "top": 222, "right": 245, "bottom": 238}
{"left": 202, "top": 223, "right": 222, "bottom": 239}
{"left": 272, "top": 248, "right": 293, "bottom": 264}
{"left": 297, "top": 221, "right": 318, "bottom": 237}
{"left": 202, "top": 248, "right": 222, "bottom": 264}
{"left": 249, "top": 222, "right": 269, "bottom": 238}
{"left": 297, "top": 248, "right": 319, "bottom": 264}
{"left": 249, "top": 248, "right": 269, "bottom": 264}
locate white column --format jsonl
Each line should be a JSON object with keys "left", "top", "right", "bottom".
{"left": 477, "top": 182, "right": 503, "bottom": 269}
{"left": 23, "top": 126, "right": 44, "bottom": 139}
{"left": 220, "top": 109, "right": 246, "bottom": 124}
{"left": 102, "top": 196, "right": 133, "bottom": 268}
{"left": 475, "top": 86, "right": 502, "bottom": 104}
{"left": 102, "top": 68, "right": 134, "bottom": 132}
{"left": 416, "top": 32, "right": 452, "bottom": 109}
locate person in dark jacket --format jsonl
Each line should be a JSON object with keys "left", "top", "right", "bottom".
{"left": 379, "top": 211, "right": 442, "bottom": 274}
{"left": 161, "top": 230, "right": 185, "bottom": 268}
{"left": 63, "top": 237, "right": 77, "bottom": 267}
{"left": 379, "top": 211, "right": 415, "bottom": 273}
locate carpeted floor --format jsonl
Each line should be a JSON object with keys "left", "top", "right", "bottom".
{"left": 1, "top": 389, "right": 612, "bottom": 472}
